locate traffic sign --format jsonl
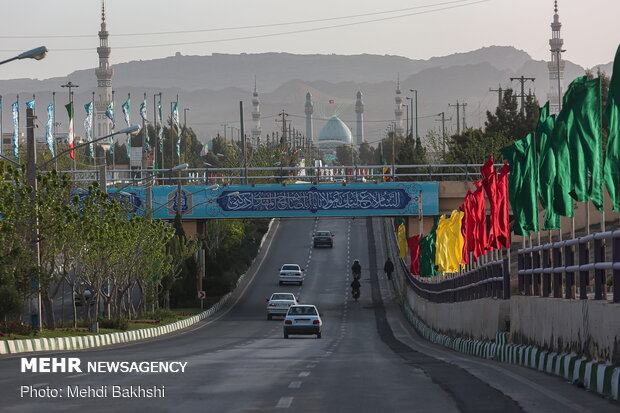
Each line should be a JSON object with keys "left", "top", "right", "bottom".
{"left": 197, "top": 291, "right": 206, "bottom": 299}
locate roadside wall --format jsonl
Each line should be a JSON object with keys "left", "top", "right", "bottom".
{"left": 403, "top": 285, "right": 510, "bottom": 341}
{"left": 510, "top": 296, "right": 620, "bottom": 364}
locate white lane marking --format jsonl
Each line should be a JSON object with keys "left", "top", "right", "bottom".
{"left": 67, "top": 373, "right": 89, "bottom": 379}
{"left": 288, "top": 381, "right": 302, "bottom": 389}
{"left": 276, "top": 396, "right": 294, "bottom": 408}
{"left": 298, "top": 371, "right": 311, "bottom": 377}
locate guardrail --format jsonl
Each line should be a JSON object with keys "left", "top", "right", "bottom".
{"left": 517, "top": 230, "right": 620, "bottom": 302}
{"left": 60, "top": 163, "right": 502, "bottom": 186}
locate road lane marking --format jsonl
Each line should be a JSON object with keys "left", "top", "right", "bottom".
{"left": 298, "top": 371, "right": 311, "bottom": 377}
{"left": 67, "top": 373, "right": 89, "bottom": 379}
{"left": 276, "top": 396, "right": 294, "bottom": 408}
{"left": 288, "top": 381, "right": 302, "bottom": 389}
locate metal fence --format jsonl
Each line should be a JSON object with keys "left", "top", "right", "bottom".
{"left": 61, "top": 163, "right": 501, "bottom": 186}
{"left": 517, "top": 230, "right": 620, "bottom": 303}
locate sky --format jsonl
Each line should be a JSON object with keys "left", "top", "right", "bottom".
{"left": 0, "top": 0, "right": 618, "bottom": 81}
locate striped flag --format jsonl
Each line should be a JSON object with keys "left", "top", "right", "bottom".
{"left": 84, "top": 101, "right": 94, "bottom": 157}
{"left": 172, "top": 102, "right": 180, "bottom": 159}
{"left": 12, "top": 102, "right": 18, "bottom": 158}
{"left": 140, "top": 99, "right": 150, "bottom": 152}
{"left": 105, "top": 101, "right": 115, "bottom": 155}
{"left": 122, "top": 98, "right": 131, "bottom": 157}
{"left": 46, "top": 102, "right": 54, "bottom": 157}
{"left": 157, "top": 99, "right": 163, "bottom": 152}
{"left": 65, "top": 102, "right": 75, "bottom": 160}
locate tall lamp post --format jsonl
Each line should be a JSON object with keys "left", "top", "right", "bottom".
{"left": 0, "top": 46, "right": 47, "bottom": 65}
{"left": 409, "top": 89, "right": 418, "bottom": 139}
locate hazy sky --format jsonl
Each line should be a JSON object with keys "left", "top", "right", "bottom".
{"left": 0, "top": 0, "right": 618, "bottom": 81}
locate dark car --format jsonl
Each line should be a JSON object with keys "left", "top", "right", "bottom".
{"left": 313, "top": 231, "right": 334, "bottom": 248}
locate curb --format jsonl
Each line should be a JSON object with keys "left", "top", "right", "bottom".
{"left": 0, "top": 219, "right": 276, "bottom": 356}
{"left": 401, "top": 302, "right": 620, "bottom": 401}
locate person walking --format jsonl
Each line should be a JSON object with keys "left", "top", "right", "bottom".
{"left": 384, "top": 258, "right": 395, "bottom": 280}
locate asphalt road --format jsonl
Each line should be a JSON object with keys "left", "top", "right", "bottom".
{"left": 0, "top": 217, "right": 618, "bottom": 412}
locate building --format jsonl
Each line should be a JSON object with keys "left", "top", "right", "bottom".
{"left": 394, "top": 75, "right": 404, "bottom": 136}
{"left": 95, "top": 0, "right": 113, "bottom": 139}
{"left": 250, "top": 77, "right": 261, "bottom": 146}
{"left": 547, "top": 0, "right": 565, "bottom": 115}
{"left": 317, "top": 116, "right": 352, "bottom": 164}
{"left": 355, "top": 90, "right": 364, "bottom": 145}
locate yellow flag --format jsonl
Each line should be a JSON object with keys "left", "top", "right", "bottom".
{"left": 398, "top": 223, "right": 408, "bottom": 258}
{"left": 435, "top": 211, "right": 465, "bottom": 273}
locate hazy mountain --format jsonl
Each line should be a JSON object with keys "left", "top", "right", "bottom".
{"left": 0, "top": 46, "right": 613, "bottom": 147}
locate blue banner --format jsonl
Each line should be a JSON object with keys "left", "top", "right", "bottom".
{"left": 119, "top": 182, "right": 439, "bottom": 219}
{"left": 46, "top": 102, "right": 54, "bottom": 157}
{"left": 11, "top": 102, "right": 18, "bottom": 158}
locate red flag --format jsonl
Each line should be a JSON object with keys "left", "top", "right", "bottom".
{"left": 407, "top": 235, "right": 422, "bottom": 275}
{"left": 472, "top": 180, "right": 487, "bottom": 261}
{"left": 459, "top": 191, "right": 474, "bottom": 265}
{"left": 480, "top": 157, "right": 499, "bottom": 250}
{"left": 329, "top": 99, "right": 335, "bottom": 104}
{"left": 496, "top": 163, "right": 511, "bottom": 249}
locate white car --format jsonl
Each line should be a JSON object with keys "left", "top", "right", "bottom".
{"left": 279, "top": 264, "right": 304, "bottom": 286}
{"left": 266, "top": 293, "right": 299, "bottom": 320}
{"left": 283, "top": 305, "right": 322, "bottom": 339}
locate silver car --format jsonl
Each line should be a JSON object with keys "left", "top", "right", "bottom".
{"left": 283, "top": 305, "right": 322, "bottom": 339}
{"left": 279, "top": 264, "right": 304, "bottom": 286}
{"left": 266, "top": 293, "right": 298, "bottom": 320}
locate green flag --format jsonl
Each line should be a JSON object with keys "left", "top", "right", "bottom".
{"left": 536, "top": 102, "right": 560, "bottom": 229}
{"left": 500, "top": 133, "right": 539, "bottom": 236}
{"left": 556, "top": 76, "right": 604, "bottom": 210}
{"left": 419, "top": 218, "right": 439, "bottom": 277}
{"left": 604, "top": 45, "right": 620, "bottom": 211}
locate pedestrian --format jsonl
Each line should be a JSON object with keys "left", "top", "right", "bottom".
{"left": 384, "top": 258, "right": 395, "bottom": 280}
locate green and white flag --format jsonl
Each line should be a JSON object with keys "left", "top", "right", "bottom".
{"left": 84, "top": 101, "right": 94, "bottom": 157}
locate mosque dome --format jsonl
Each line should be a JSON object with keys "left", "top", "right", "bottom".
{"left": 317, "top": 116, "right": 352, "bottom": 149}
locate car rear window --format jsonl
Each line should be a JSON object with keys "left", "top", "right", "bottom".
{"left": 272, "top": 294, "right": 294, "bottom": 300}
{"left": 289, "top": 306, "right": 317, "bottom": 315}
{"left": 316, "top": 232, "right": 330, "bottom": 236}
{"left": 282, "top": 265, "right": 300, "bottom": 271}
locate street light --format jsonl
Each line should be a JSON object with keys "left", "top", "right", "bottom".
{"left": 0, "top": 46, "right": 48, "bottom": 65}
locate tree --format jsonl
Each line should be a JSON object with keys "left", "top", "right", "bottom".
{"left": 485, "top": 88, "right": 539, "bottom": 142}
{"left": 358, "top": 141, "right": 375, "bottom": 165}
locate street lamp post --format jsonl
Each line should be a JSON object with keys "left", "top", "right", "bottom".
{"left": 409, "top": 89, "right": 418, "bottom": 139}
{"left": 0, "top": 46, "right": 47, "bottom": 65}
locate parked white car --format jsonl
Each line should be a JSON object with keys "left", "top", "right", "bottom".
{"left": 283, "top": 305, "right": 322, "bottom": 339}
{"left": 266, "top": 292, "right": 299, "bottom": 320}
{"left": 279, "top": 264, "right": 304, "bottom": 286}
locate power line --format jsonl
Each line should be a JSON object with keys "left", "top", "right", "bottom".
{"left": 0, "top": 0, "right": 490, "bottom": 52}
{"left": 0, "top": 0, "right": 479, "bottom": 39}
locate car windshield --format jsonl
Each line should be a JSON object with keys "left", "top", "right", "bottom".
{"left": 282, "top": 265, "right": 300, "bottom": 271}
{"left": 272, "top": 294, "right": 294, "bottom": 301}
{"left": 288, "top": 306, "right": 317, "bottom": 316}
{"left": 316, "top": 232, "right": 330, "bottom": 237}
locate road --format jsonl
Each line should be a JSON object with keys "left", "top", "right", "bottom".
{"left": 0, "top": 217, "right": 618, "bottom": 412}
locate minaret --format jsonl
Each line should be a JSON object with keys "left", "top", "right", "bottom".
{"left": 250, "top": 77, "right": 261, "bottom": 146}
{"left": 305, "top": 92, "right": 314, "bottom": 145}
{"left": 394, "top": 75, "right": 404, "bottom": 136}
{"left": 355, "top": 90, "right": 364, "bottom": 145}
{"left": 547, "top": 0, "right": 565, "bottom": 115}
{"left": 95, "top": 0, "right": 113, "bottom": 139}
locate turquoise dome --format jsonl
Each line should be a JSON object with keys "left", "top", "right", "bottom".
{"left": 318, "top": 116, "right": 352, "bottom": 149}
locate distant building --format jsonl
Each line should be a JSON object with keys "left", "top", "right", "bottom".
{"left": 95, "top": 0, "right": 113, "bottom": 139}
{"left": 317, "top": 116, "right": 352, "bottom": 164}
{"left": 355, "top": 90, "right": 364, "bottom": 145}
{"left": 547, "top": 0, "right": 565, "bottom": 115}
{"left": 394, "top": 75, "right": 404, "bottom": 136}
{"left": 250, "top": 77, "right": 261, "bottom": 146}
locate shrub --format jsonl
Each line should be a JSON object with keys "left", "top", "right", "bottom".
{"left": 97, "top": 317, "right": 128, "bottom": 331}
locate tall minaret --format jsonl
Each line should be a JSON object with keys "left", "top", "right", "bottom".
{"left": 355, "top": 90, "right": 364, "bottom": 145}
{"left": 305, "top": 92, "right": 314, "bottom": 145}
{"left": 547, "top": 0, "right": 565, "bottom": 115}
{"left": 95, "top": 0, "right": 113, "bottom": 139}
{"left": 250, "top": 77, "right": 261, "bottom": 146}
{"left": 394, "top": 75, "right": 404, "bottom": 136}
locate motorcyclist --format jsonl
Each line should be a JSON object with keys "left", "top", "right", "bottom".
{"left": 351, "top": 259, "right": 362, "bottom": 279}
{"left": 350, "top": 278, "right": 361, "bottom": 301}
{"left": 384, "top": 258, "right": 395, "bottom": 280}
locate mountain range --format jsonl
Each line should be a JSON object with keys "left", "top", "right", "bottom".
{"left": 0, "top": 46, "right": 613, "bottom": 147}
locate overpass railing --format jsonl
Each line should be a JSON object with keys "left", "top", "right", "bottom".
{"left": 517, "top": 230, "right": 620, "bottom": 302}
{"left": 61, "top": 163, "right": 499, "bottom": 186}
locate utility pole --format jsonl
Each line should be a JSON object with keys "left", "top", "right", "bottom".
{"left": 510, "top": 76, "right": 535, "bottom": 115}
{"left": 489, "top": 84, "right": 504, "bottom": 109}
{"left": 276, "top": 110, "right": 288, "bottom": 145}
{"left": 448, "top": 100, "right": 467, "bottom": 135}
{"left": 435, "top": 112, "right": 451, "bottom": 154}
{"left": 239, "top": 100, "right": 247, "bottom": 184}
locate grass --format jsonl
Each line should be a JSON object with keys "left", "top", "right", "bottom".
{"left": 0, "top": 307, "right": 205, "bottom": 340}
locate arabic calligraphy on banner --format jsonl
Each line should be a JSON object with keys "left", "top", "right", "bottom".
{"left": 219, "top": 187, "right": 410, "bottom": 213}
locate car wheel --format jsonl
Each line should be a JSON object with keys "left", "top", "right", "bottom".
{"left": 284, "top": 333, "right": 289, "bottom": 339}
{"left": 317, "top": 332, "right": 322, "bottom": 339}
{"left": 267, "top": 314, "right": 272, "bottom": 320}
